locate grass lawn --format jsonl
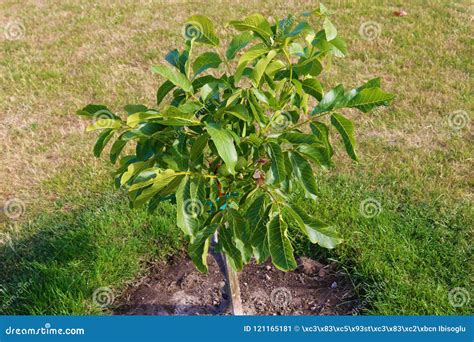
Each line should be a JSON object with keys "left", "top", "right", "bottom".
{"left": 0, "top": 0, "right": 472, "bottom": 315}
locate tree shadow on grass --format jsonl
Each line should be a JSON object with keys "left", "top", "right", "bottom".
{"left": 0, "top": 190, "right": 186, "bottom": 315}
{"left": 0, "top": 207, "right": 99, "bottom": 315}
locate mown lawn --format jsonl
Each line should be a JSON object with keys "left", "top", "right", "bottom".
{"left": 1, "top": 0, "right": 472, "bottom": 315}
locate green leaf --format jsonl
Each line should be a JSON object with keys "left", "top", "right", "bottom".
{"left": 184, "top": 15, "right": 219, "bottom": 46}
{"left": 128, "top": 168, "right": 161, "bottom": 191}
{"left": 225, "top": 104, "right": 251, "bottom": 122}
{"left": 330, "top": 112, "right": 357, "bottom": 161}
{"left": 311, "top": 84, "right": 346, "bottom": 114}
{"left": 302, "top": 78, "right": 323, "bottom": 101}
{"left": 344, "top": 78, "right": 381, "bottom": 103}
{"left": 132, "top": 170, "right": 183, "bottom": 208}
{"left": 126, "top": 111, "right": 162, "bottom": 128}
{"left": 248, "top": 96, "right": 269, "bottom": 125}
{"left": 151, "top": 64, "right": 193, "bottom": 93}
{"left": 314, "top": 3, "right": 330, "bottom": 16}
{"left": 156, "top": 80, "right": 175, "bottom": 106}
{"left": 235, "top": 43, "right": 269, "bottom": 82}
{"left": 229, "top": 14, "right": 273, "bottom": 44}
{"left": 164, "top": 49, "right": 180, "bottom": 67}
{"left": 155, "top": 174, "right": 184, "bottom": 197}
{"left": 347, "top": 87, "right": 395, "bottom": 113}
{"left": 120, "top": 161, "right": 149, "bottom": 186}
{"left": 188, "top": 224, "right": 218, "bottom": 273}
{"left": 124, "top": 104, "right": 148, "bottom": 115}
{"left": 287, "top": 21, "right": 313, "bottom": 37}
{"left": 329, "top": 37, "right": 347, "bottom": 57}
{"left": 286, "top": 206, "right": 343, "bottom": 249}
{"left": 226, "top": 32, "right": 254, "bottom": 60}
{"left": 176, "top": 176, "right": 206, "bottom": 237}
{"left": 162, "top": 106, "right": 193, "bottom": 119}
{"left": 190, "top": 134, "right": 209, "bottom": 164}
{"left": 266, "top": 141, "right": 286, "bottom": 184}
{"left": 245, "top": 194, "right": 266, "bottom": 227}
{"left": 267, "top": 213, "right": 297, "bottom": 271}
{"left": 159, "top": 107, "right": 201, "bottom": 126}
{"left": 206, "top": 123, "right": 238, "bottom": 175}
{"left": 219, "top": 224, "right": 243, "bottom": 271}
{"left": 357, "top": 77, "right": 381, "bottom": 90}
{"left": 192, "top": 52, "right": 222, "bottom": 76}
{"left": 250, "top": 203, "right": 271, "bottom": 263}
{"left": 165, "top": 49, "right": 188, "bottom": 73}
{"left": 177, "top": 101, "right": 202, "bottom": 114}
{"left": 291, "top": 79, "right": 303, "bottom": 96}
{"left": 310, "top": 122, "right": 334, "bottom": 157}
{"left": 323, "top": 17, "right": 337, "bottom": 41}
{"left": 289, "top": 151, "right": 318, "bottom": 198}
{"left": 110, "top": 138, "right": 127, "bottom": 163}
{"left": 297, "top": 144, "right": 331, "bottom": 169}
{"left": 279, "top": 132, "right": 319, "bottom": 145}
{"left": 93, "top": 129, "right": 114, "bottom": 157}
{"left": 228, "top": 209, "right": 252, "bottom": 263}
{"left": 265, "top": 60, "right": 286, "bottom": 77}
{"left": 192, "top": 75, "right": 222, "bottom": 91}
{"left": 86, "top": 119, "right": 122, "bottom": 132}
{"left": 122, "top": 123, "right": 164, "bottom": 140}
{"left": 294, "top": 56, "right": 323, "bottom": 77}
{"left": 77, "top": 104, "right": 109, "bottom": 118}
{"left": 225, "top": 90, "right": 242, "bottom": 108}
{"left": 251, "top": 49, "right": 277, "bottom": 87}
{"left": 288, "top": 42, "right": 305, "bottom": 56}
{"left": 251, "top": 89, "right": 269, "bottom": 105}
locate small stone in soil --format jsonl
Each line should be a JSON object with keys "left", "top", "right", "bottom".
{"left": 297, "top": 256, "right": 324, "bottom": 276}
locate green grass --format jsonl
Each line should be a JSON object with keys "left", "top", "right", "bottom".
{"left": 0, "top": 188, "right": 183, "bottom": 314}
{"left": 294, "top": 173, "right": 473, "bottom": 315}
{"left": 1, "top": 0, "right": 472, "bottom": 315}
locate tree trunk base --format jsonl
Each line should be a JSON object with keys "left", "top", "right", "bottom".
{"left": 210, "top": 232, "right": 244, "bottom": 315}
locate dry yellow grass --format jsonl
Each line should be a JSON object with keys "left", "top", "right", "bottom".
{"left": 0, "top": 0, "right": 472, "bottom": 316}
{"left": 0, "top": 0, "right": 472, "bottom": 219}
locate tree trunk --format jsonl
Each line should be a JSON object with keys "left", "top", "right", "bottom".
{"left": 210, "top": 232, "right": 243, "bottom": 315}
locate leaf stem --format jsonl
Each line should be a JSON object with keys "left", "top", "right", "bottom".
{"left": 217, "top": 49, "right": 232, "bottom": 75}
{"left": 283, "top": 111, "right": 332, "bottom": 132}
{"left": 179, "top": 171, "right": 218, "bottom": 179}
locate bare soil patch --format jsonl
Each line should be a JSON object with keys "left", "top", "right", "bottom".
{"left": 114, "top": 255, "right": 357, "bottom": 315}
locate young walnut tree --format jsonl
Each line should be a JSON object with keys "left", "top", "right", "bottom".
{"left": 78, "top": 4, "right": 394, "bottom": 305}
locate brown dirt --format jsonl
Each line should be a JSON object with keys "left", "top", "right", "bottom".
{"left": 114, "top": 255, "right": 357, "bottom": 315}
